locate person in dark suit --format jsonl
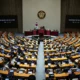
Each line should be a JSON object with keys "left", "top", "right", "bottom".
{"left": 46, "top": 57, "right": 52, "bottom": 65}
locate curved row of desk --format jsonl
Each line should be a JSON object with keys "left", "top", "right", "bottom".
{"left": 0, "top": 32, "right": 38, "bottom": 80}
{"left": 44, "top": 32, "right": 80, "bottom": 80}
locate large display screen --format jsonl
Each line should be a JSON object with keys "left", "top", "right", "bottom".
{"left": 0, "top": 15, "right": 18, "bottom": 28}
{"left": 65, "top": 15, "right": 80, "bottom": 28}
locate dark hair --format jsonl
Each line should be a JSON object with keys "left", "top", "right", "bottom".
{"left": 28, "top": 75, "right": 36, "bottom": 80}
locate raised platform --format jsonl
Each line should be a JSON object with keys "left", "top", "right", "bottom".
{"left": 26, "top": 35, "right": 56, "bottom": 40}
{"left": 24, "top": 29, "right": 58, "bottom": 36}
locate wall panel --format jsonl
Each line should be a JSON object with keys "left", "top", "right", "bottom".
{"left": 0, "top": 0, "right": 22, "bottom": 33}
{"left": 61, "top": 0, "right": 80, "bottom": 32}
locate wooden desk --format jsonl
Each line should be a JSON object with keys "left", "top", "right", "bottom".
{"left": 19, "top": 64, "right": 29, "bottom": 68}
{"left": 0, "top": 70, "right": 8, "bottom": 75}
{"left": 71, "top": 55, "right": 80, "bottom": 59}
{"left": 44, "top": 50, "right": 56, "bottom": 52}
{"left": 64, "top": 37, "right": 72, "bottom": 43}
{"left": 0, "top": 53, "right": 11, "bottom": 59}
{"left": 60, "top": 63, "right": 74, "bottom": 68}
{"left": 54, "top": 73, "right": 69, "bottom": 78}
{"left": 0, "top": 70, "right": 35, "bottom": 77}
{"left": 19, "top": 64, "right": 36, "bottom": 68}
{"left": 74, "top": 71, "right": 80, "bottom": 75}
{"left": 27, "top": 58, "right": 37, "bottom": 61}
{"left": 4, "top": 55, "right": 11, "bottom": 59}
{"left": 57, "top": 36, "right": 67, "bottom": 42}
{"left": 0, "top": 53, "right": 4, "bottom": 57}
{"left": 4, "top": 49, "right": 11, "bottom": 53}
{"left": 74, "top": 43, "right": 80, "bottom": 47}
{"left": 45, "top": 74, "right": 49, "bottom": 78}
{"left": 45, "top": 65, "right": 56, "bottom": 68}
{"left": 14, "top": 72, "right": 35, "bottom": 77}
{"left": 0, "top": 61, "right": 4, "bottom": 64}
{"left": 51, "top": 57, "right": 67, "bottom": 61}
{"left": 44, "top": 53, "right": 54, "bottom": 56}
{"left": 44, "top": 52, "right": 66, "bottom": 56}
{"left": 69, "top": 37, "right": 79, "bottom": 45}
{"left": 66, "top": 51, "right": 72, "bottom": 54}
{"left": 20, "top": 57, "right": 37, "bottom": 61}
{"left": 45, "top": 57, "right": 67, "bottom": 61}
{"left": 29, "top": 50, "right": 38, "bottom": 52}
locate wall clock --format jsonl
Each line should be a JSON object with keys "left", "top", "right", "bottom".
{"left": 37, "top": 10, "right": 46, "bottom": 19}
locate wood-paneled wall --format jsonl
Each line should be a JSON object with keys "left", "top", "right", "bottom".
{"left": 0, "top": 0, "right": 22, "bottom": 33}
{"left": 61, "top": 0, "right": 80, "bottom": 32}
{"left": 0, "top": 0, "right": 80, "bottom": 33}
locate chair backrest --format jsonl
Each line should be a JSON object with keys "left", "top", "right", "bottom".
{"left": 28, "top": 75, "right": 36, "bottom": 80}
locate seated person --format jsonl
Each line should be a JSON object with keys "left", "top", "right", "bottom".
{"left": 63, "top": 68, "right": 70, "bottom": 72}
{"left": 48, "top": 69, "right": 53, "bottom": 75}
{"left": 55, "top": 68, "right": 62, "bottom": 73}
{"left": 20, "top": 59, "right": 26, "bottom": 64}
{"left": 31, "top": 54, "right": 36, "bottom": 58}
{"left": 27, "top": 69, "right": 35, "bottom": 74}
{"left": 15, "top": 56, "right": 20, "bottom": 62}
{"left": 64, "top": 60, "right": 69, "bottom": 64}
{"left": 45, "top": 54, "right": 50, "bottom": 59}
{"left": 18, "top": 68, "right": 26, "bottom": 73}
{"left": 46, "top": 58, "right": 52, "bottom": 65}
{"left": 29, "top": 61, "right": 35, "bottom": 66}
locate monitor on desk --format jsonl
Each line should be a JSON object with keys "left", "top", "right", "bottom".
{"left": 8, "top": 69, "right": 14, "bottom": 77}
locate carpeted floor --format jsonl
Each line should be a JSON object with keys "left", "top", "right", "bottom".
{"left": 36, "top": 42, "right": 45, "bottom": 80}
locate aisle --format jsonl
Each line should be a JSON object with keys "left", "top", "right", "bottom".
{"left": 36, "top": 42, "right": 45, "bottom": 80}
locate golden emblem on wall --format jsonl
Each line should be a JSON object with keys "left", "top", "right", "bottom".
{"left": 37, "top": 10, "right": 46, "bottom": 19}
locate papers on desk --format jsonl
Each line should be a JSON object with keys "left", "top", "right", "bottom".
{"left": 11, "top": 61, "right": 15, "bottom": 65}
{"left": 28, "top": 71, "right": 32, "bottom": 74}
{"left": 62, "top": 56, "right": 64, "bottom": 58}
{"left": 12, "top": 67, "right": 17, "bottom": 70}
{"left": 13, "top": 59, "right": 16, "bottom": 62}
{"left": 49, "top": 71, "right": 53, "bottom": 74}
{"left": 5, "top": 65, "right": 9, "bottom": 68}
{"left": 17, "top": 62, "right": 20, "bottom": 65}
{"left": 10, "top": 70, "right": 14, "bottom": 72}
{"left": 18, "top": 56, "right": 20, "bottom": 58}
{"left": 51, "top": 48, "right": 53, "bottom": 50}
{"left": 31, "top": 63, "right": 34, "bottom": 66}
{"left": 48, "top": 63, "right": 51, "bottom": 66}
{"left": 69, "top": 60, "right": 72, "bottom": 64}
{"left": 24, "top": 63, "right": 27, "bottom": 65}
{"left": 20, "top": 68, "right": 26, "bottom": 71}
{"left": 62, "top": 62, "right": 66, "bottom": 64}
{"left": 32, "top": 56, "right": 35, "bottom": 58}
{"left": 19, "top": 71, "right": 23, "bottom": 73}
{"left": 75, "top": 59, "right": 79, "bottom": 63}
{"left": 26, "top": 56, "right": 28, "bottom": 59}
